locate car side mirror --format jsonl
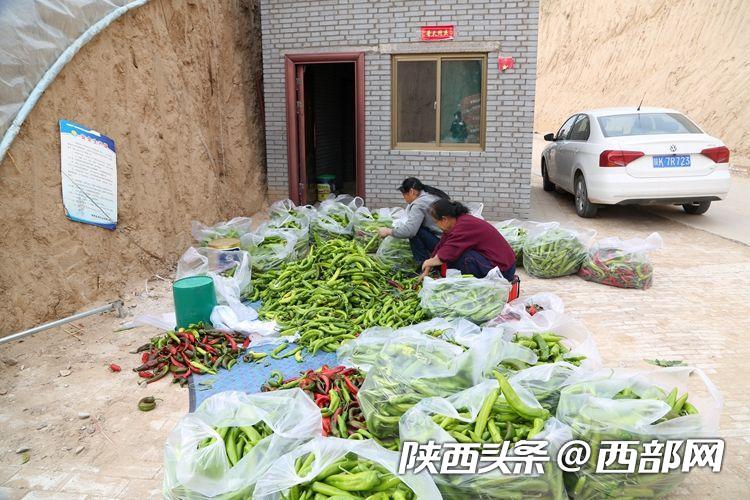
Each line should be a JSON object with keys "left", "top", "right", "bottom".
{"left": 543, "top": 133, "right": 555, "bottom": 141}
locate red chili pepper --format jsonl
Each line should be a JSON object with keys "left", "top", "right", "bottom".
{"left": 170, "top": 357, "right": 186, "bottom": 368}
{"left": 343, "top": 375, "right": 359, "bottom": 395}
{"left": 141, "top": 352, "right": 150, "bottom": 363}
{"left": 139, "top": 371, "right": 154, "bottom": 379}
{"left": 242, "top": 337, "right": 250, "bottom": 349}
{"left": 321, "top": 416, "right": 331, "bottom": 436}
{"left": 314, "top": 394, "right": 330, "bottom": 407}
{"left": 318, "top": 374, "right": 331, "bottom": 393}
{"left": 202, "top": 344, "right": 218, "bottom": 354}
{"left": 206, "top": 338, "right": 219, "bottom": 345}
{"left": 224, "top": 334, "right": 238, "bottom": 352}
{"left": 109, "top": 363, "right": 121, "bottom": 372}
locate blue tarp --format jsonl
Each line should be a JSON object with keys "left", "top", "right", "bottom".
{"left": 188, "top": 342, "right": 338, "bottom": 411}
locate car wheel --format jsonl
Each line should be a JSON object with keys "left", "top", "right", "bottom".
{"left": 542, "top": 161, "right": 555, "bottom": 192}
{"left": 682, "top": 201, "right": 711, "bottom": 215}
{"left": 574, "top": 174, "right": 598, "bottom": 218}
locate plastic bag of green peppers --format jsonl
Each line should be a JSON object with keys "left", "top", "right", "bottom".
{"left": 399, "top": 376, "right": 571, "bottom": 499}
{"left": 358, "top": 331, "right": 523, "bottom": 441}
{"left": 375, "top": 235, "right": 417, "bottom": 272}
{"left": 191, "top": 217, "right": 253, "bottom": 246}
{"left": 351, "top": 206, "right": 399, "bottom": 253}
{"left": 253, "top": 437, "right": 441, "bottom": 499}
{"left": 262, "top": 214, "right": 311, "bottom": 259}
{"left": 312, "top": 197, "right": 355, "bottom": 241}
{"left": 522, "top": 223, "right": 596, "bottom": 278}
{"left": 419, "top": 268, "right": 511, "bottom": 324}
{"left": 578, "top": 232, "right": 663, "bottom": 289}
{"left": 493, "top": 219, "right": 535, "bottom": 267}
{"left": 240, "top": 228, "right": 298, "bottom": 272}
{"left": 557, "top": 367, "right": 722, "bottom": 499}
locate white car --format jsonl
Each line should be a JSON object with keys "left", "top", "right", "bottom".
{"left": 540, "top": 107, "right": 731, "bottom": 217}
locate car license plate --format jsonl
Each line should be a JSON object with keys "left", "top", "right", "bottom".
{"left": 653, "top": 155, "right": 691, "bottom": 168}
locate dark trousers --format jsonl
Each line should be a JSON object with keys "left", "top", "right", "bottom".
{"left": 409, "top": 227, "right": 440, "bottom": 269}
{"left": 453, "top": 250, "right": 516, "bottom": 280}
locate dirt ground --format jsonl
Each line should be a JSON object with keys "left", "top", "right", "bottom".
{"left": 0, "top": 175, "right": 748, "bottom": 498}
{"left": 0, "top": 0, "right": 266, "bottom": 336}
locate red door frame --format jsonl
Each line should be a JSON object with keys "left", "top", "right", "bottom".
{"left": 284, "top": 52, "right": 365, "bottom": 204}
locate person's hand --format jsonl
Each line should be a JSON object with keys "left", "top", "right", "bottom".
{"left": 421, "top": 256, "right": 441, "bottom": 273}
{"left": 378, "top": 227, "right": 393, "bottom": 238}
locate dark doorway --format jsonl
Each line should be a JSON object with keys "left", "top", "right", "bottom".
{"left": 285, "top": 53, "right": 365, "bottom": 205}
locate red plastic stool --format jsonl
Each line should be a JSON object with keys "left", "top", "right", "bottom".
{"left": 508, "top": 275, "right": 521, "bottom": 302}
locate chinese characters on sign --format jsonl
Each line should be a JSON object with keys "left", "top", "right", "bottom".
{"left": 421, "top": 25, "right": 455, "bottom": 41}
{"left": 399, "top": 439, "right": 725, "bottom": 475}
{"left": 59, "top": 119, "right": 117, "bottom": 230}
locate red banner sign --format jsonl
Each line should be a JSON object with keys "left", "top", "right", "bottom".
{"left": 421, "top": 25, "right": 454, "bottom": 41}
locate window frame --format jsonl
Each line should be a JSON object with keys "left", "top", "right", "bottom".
{"left": 556, "top": 114, "right": 579, "bottom": 141}
{"left": 391, "top": 53, "right": 487, "bottom": 151}
{"left": 569, "top": 114, "right": 591, "bottom": 141}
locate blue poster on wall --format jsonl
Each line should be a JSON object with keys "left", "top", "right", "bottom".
{"left": 59, "top": 120, "right": 117, "bottom": 230}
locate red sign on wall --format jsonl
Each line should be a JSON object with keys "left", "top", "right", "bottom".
{"left": 421, "top": 25, "right": 455, "bottom": 41}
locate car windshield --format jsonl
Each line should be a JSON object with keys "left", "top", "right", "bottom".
{"left": 597, "top": 113, "right": 702, "bottom": 137}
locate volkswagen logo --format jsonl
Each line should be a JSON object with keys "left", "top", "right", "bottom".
{"left": 669, "top": 144, "right": 677, "bottom": 152}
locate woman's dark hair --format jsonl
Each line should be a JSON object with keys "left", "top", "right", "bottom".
{"left": 430, "top": 199, "right": 470, "bottom": 219}
{"left": 398, "top": 177, "right": 449, "bottom": 200}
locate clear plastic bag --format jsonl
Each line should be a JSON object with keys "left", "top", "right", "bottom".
{"left": 493, "top": 219, "right": 528, "bottom": 266}
{"left": 420, "top": 268, "right": 512, "bottom": 324}
{"left": 352, "top": 206, "right": 396, "bottom": 252}
{"left": 312, "top": 197, "right": 355, "bottom": 240}
{"left": 191, "top": 217, "right": 253, "bottom": 245}
{"left": 509, "top": 362, "right": 585, "bottom": 412}
{"left": 485, "top": 292, "right": 565, "bottom": 326}
{"left": 579, "top": 232, "right": 663, "bottom": 289}
{"left": 163, "top": 389, "right": 322, "bottom": 499}
{"left": 499, "top": 311, "right": 602, "bottom": 371}
{"left": 240, "top": 227, "right": 298, "bottom": 272}
{"left": 253, "top": 437, "right": 442, "bottom": 500}
{"left": 176, "top": 247, "right": 257, "bottom": 323}
{"left": 359, "top": 330, "right": 526, "bottom": 439}
{"left": 557, "top": 367, "right": 723, "bottom": 499}
{"left": 522, "top": 223, "right": 596, "bottom": 278}
{"left": 261, "top": 215, "right": 310, "bottom": 259}
{"left": 375, "top": 235, "right": 416, "bottom": 272}
{"left": 399, "top": 379, "right": 570, "bottom": 499}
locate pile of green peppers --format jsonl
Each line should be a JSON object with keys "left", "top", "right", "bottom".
{"left": 247, "top": 239, "right": 425, "bottom": 354}
{"left": 501, "top": 332, "right": 587, "bottom": 371}
{"left": 197, "top": 421, "right": 273, "bottom": 467}
{"left": 353, "top": 212, "right": 392, "bottom": 253}
{"left": 284, "top": 452, "right": 418, "bottom": 500}
{"left": 523, "top": 228, "right": 588, "bottom": 278}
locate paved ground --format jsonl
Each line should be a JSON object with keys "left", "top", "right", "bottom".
{"left": 1, "top": 174, "right": 748, "bottom": 498}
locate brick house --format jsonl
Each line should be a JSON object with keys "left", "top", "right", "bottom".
{"left": 260, "top": 0, "right": 539, "bottom": 219}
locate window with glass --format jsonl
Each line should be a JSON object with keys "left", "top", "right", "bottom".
{"left": 392, "top": 54, "right": 486, "bottom": 150}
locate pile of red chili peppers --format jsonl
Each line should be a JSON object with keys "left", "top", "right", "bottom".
{"left": 262, "top": 365, "right": 368, "bottom": 438}
{"left": 132, "top": 323, "right": 249, "bottom": 387}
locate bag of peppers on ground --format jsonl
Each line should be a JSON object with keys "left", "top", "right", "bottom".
{"left": 493, "top": 218, "right": 536, "bottom": 267}
{"left": 522, "top": 223, "right": 596, "bottom": 278}
{"left": 578, "top": 232, "right": 663, "bottom": 289}
{"left": 312, "top": 196, "right": 359, "bottom": 241}
{"left": 191, "top": 216, "right": 253, "bottom": 246}
{"left": 253, "top": 436, "right": 442, "bottom": 499}
{"left": 263, "top": 211, "right": 312, "bottom": 259}
{"left": 358, "top": 331, "right": 523, "bottom": 442}
{"left": 485, "top": 292, "right": 565, "bottom": 327}
{"left": 351, "top": 206, "right": 402, "bottom": 253}
{"left": 375, "top": 235, "right": 417, "bottom": 272}
{"left": 240, "top": 227, "right": 298, "bottom": 272}
{"left": 399, "top": 375, "right": 571, "bottom": 499}
{"left": 262, "top": 365, "right": 374, "bottom": 441}
{"left": 420, "top": 268, "right": 512, "bottom": 324}
{"left": 556, "top": 366, "right": 722, "bottom": 499}
{"left": 163, "top": 389, "right": 322, "bottom": 499}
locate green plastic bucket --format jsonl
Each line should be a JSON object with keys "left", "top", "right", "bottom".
{"left": 173, "top": 275, "right": 216, "bottom": 329}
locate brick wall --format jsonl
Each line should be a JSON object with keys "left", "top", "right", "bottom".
{"left": 260, "top": 0, "right": 539, "bottom": 219}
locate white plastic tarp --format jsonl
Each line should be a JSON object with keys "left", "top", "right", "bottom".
{"left": 0, "top": 0, "right": 150, "bottom": 162}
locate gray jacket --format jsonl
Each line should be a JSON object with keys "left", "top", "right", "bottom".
{"left": 392, "top": 191, "right": 442, "bottom": 239}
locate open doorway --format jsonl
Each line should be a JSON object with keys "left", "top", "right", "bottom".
{"left": 285, "top": 53, "right": 365, "bottom": 205}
